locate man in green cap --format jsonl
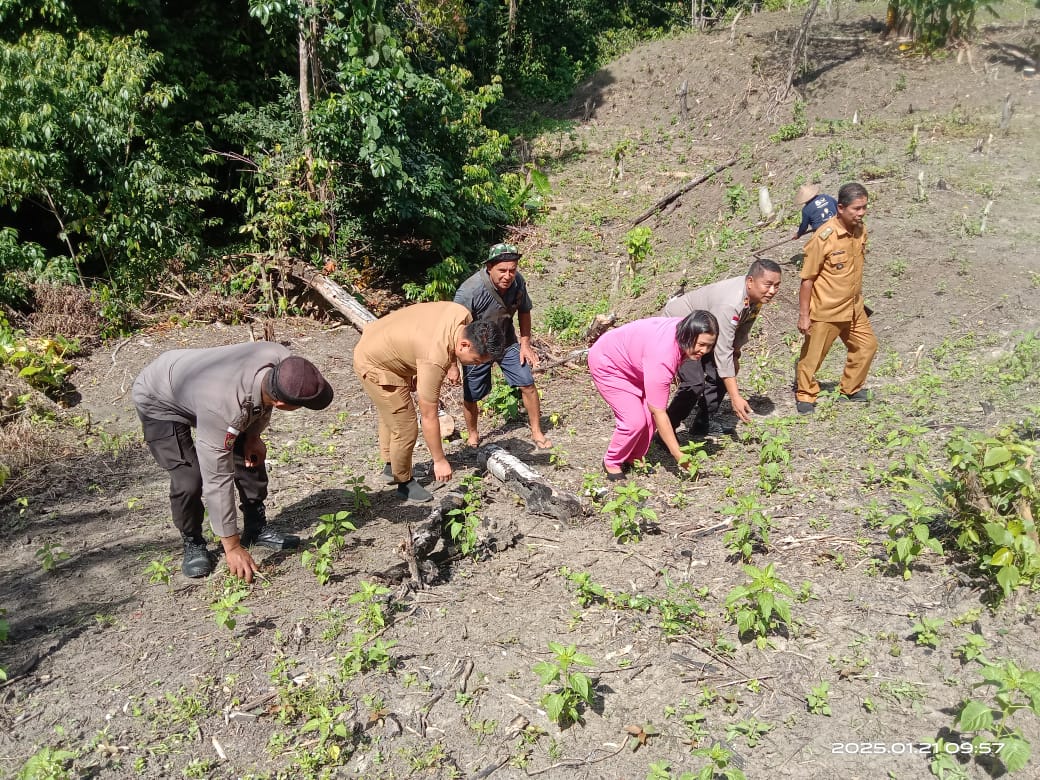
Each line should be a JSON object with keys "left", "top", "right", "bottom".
{"left": 453, "top": 243, "right": 552, "bottom": 449}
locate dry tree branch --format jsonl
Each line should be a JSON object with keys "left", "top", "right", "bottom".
{"left": 780, "top": 0, "right": 821, "bottom": 103}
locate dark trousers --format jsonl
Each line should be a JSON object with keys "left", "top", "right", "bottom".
{"left": 139, "top": 416, "right": 267, "bottom": 539}
{"left": 666, "top": 356, "right": 727, "bottom": 431}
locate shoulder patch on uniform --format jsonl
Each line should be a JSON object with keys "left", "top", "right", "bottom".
{"left": 817, "top": 227, "right": 833, "bottom": 240}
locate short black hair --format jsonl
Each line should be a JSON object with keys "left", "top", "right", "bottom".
{"left": 748, "top": 258, "right": 781, "bottom": 278}
{"left": 838, "top": 182, "right": 868, "bottom": 206}
{"left": 465, "top": 319, "right": 506, "bottom": 362}
{"left": 676, "top": 310, "right": 719, "bottom": 352}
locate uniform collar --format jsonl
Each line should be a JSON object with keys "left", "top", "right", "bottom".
{"left": 832, "top": 216, "right": 862, "bottom": 238}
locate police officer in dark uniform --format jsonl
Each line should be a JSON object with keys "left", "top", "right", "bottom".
{"left": 133, "top": 344, "right": 333, "bottom": 580}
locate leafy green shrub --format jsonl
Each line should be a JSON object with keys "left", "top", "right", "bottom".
{"left": 602, "top": 483, "right": 656, "bottom": 544}
{"left": 447, "top": 475, "right": 484, "bottom": 556}
{"left": 314, "top": 510, "right": 358, "bottom": 550}
{"left": 939, "top": 422, "right": 1040, "bottom": 599}
{"left": 807, "top": 681, "right": 831, "bottom": 716}
{"left": 678, "top": 440, "right": 710, "bottom": 480}
{"left": 0, "top": 329, "right": 78, "bottom": 397}
{"left": 210, "top": 580, "right": 250, "bottom": 630}
{"left": 17, "top": 747, "right": 77, "bottom": 780}
{"left": 769, "top": 101, "right": 808, "bottom": 143}
{"left": 302, "top": 540, "right": 337, "bottom": 585}
{"left": 0, "top": 228, "right": 75, "bottom": 309}
{"left": 479, "top": 380, "right": 521, "bottom": 423}
{"left": 623, "top": 226, "right": 653, "bottom": 277}
{"left": 0, "top": 29, "right": 213, "bottom": 297}
{"left": 347, "top": 581, "right": 391, "bottom": 632}
{"left": 909, "top": 616, "right": 944, "bottom": 648}
{"left": 542, "top": 299, "right": 611, "bottom": 344}
{"left": 338, "top": 633, "right": 396, "bottom": 679}
{"left": 722, "top": 496, "right": 772, "bottom": 562}
{"left": 886, "top": 0, "right": 996, "bottom": 53}
{"left": 935, "top": 656, "right": 1040, "bottom": 775}
{"left": 883, "top": 493, "right": 944, "bottom": 580}
{"left": 403, "top": 256, "right": 469, "bottom": 302}
{"left": 724, "top": 184, "right": 751, "bottom": 215}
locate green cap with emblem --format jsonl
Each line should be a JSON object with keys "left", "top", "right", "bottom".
{"left": 487, "top": 243, "right": 521, "bottom": 264}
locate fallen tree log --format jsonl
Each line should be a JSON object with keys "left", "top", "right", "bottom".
{"left": 478, "top": 445, "right": 581, "bottom": 521}
{"left": 290, "top": 262, "right": 377, "bottom": 332}
{"left": 633, "top": 157, "right": 738, "bottom": 226}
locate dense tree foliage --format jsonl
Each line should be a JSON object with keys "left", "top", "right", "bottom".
{"left": 0, "top": 0, "right": 696, "bottom": 312}
{"left": 0, "top": 0, "right": 997, "bottom": 318}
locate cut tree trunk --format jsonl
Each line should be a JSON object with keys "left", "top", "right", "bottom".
{"left": 478, "top": 445, "right": 581, "bottom": 521}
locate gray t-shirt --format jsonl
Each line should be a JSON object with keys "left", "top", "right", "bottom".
{"left": 453, "top": 268, "right": 533, "bottom": 346}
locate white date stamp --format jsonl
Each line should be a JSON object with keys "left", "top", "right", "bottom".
{"left": 832, "top": 742, "right": 1005, "bottom": 755}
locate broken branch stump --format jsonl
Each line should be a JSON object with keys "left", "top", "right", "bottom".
{"left": 478, "top": 445, "right": 581, "bottom": 521}
{"left": 410, "top": 492, "right": 466, "bottom": 559}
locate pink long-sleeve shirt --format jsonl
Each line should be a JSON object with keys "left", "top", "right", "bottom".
{"left": 588, "top": 317, "right": 684, "bottom": 408}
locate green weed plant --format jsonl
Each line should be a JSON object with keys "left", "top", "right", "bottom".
{"left": 533, "top": 642, "right": 595, "bottom": 727}
{"left": 724, "top": 563, "right": 795, "bottom": 649}
{"left": 601, "top": 483, "right": 656, "bottom": 544}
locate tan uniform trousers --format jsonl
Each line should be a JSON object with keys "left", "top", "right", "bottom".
{"left": 796, "top": 313, "right": 878, "bottom": 402}
{"left": 358, "top": 375, "right": 418, "bottom": 483}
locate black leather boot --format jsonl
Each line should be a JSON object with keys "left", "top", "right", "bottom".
{"left": 182, "top": 535, "right": 214, "bottom": 578}
{"left": 240, "top": 504, "right": 300, "bottom": 550}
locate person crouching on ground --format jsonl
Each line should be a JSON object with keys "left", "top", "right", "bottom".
{"left": 453, "top": 243, "right": 552, "bottom": 450}
{"left": 353, "top": 301, "right": 505, "bottom": 504}
{"left": 588, "top": 311, "right": 719, "bottom": 480}
{"left": 132, "top": 344, "right": 334, "bottom": 581}
{"left": 660, "top": 259, "right": 782, "bottom": 436}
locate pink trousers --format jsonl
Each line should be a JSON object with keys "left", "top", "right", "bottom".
{"left": 589, "top": 356, "right": 655, "bottom": 470}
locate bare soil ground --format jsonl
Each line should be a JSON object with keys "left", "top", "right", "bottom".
{"left": 3, "top": 3, "right": 1040, "bottom": 779}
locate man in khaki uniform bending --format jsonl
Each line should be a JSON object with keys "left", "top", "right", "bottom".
{"left": 795, "top": 181, "right": 878, "bottom": 414}
{"left": 353, "top": 301, "right": 505, "bottom": 503}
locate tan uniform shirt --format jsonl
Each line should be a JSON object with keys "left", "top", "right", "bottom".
{"left": 353, "top": 301, "right": 472, "bottom": 404}
{"left": 800, "top": 214, "right": 867, "bottom": 322}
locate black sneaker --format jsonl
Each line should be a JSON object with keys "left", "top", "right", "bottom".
{"left": 839, "top": 389, "right": 870, "bottom": 402}
{"left": 689, "top": 415, "right": 710, "bottom": 436}
{"left": 795, "top": 401, "right": 816, "bottom": 415}
{"left": 182, "top": 536, "right": 214, "bottom": 578}
{"left": 381, "top": 463, "right": 396, "bottom": 485}
{"left": 241, "top": 504, "right": 300, "bottom": 550}
{"left": 396, "top": 479, "right": 433, "bottom": 504}
{"left": 242, "top": 526, "right": 300, "bottom": 550}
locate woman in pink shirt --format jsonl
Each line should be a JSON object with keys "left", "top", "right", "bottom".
{"left": 589, "top": 311, "right": 718, "bottom": 479}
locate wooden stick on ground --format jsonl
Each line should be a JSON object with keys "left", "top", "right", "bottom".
{"left": 633, "top": 157, "right": 738, "bottom": 225}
